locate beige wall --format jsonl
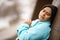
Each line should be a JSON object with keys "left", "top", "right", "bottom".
{"left": 49, "top": 0, "right": 60, "bottom": 40}
{"left": 0, "top": 0, "right": 37, "bottom": 40}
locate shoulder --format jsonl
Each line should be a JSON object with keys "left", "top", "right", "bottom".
{"left": 37, "top": 20, "right": 51, "bottom": 30}
{"left": 41, "top": 20, "right": 51, "bottom": 26}
{"left": 32, "top": 19, "right": 40, "bottom": 23}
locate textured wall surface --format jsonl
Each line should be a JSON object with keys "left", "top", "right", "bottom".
{"left": 0, "top": 0, "right": 37, "bottom": 40}
{"left": 49, "top": 0, "right": 60, "bottom": 40}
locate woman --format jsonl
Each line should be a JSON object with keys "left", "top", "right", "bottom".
{"left": 16, "top": 4, "right": 58, "bottom": 40}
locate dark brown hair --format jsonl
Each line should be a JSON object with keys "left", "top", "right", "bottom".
{"left": 40, "top": 4, "right": 58, "bottom": 23}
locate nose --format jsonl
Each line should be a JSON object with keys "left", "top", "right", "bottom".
{"left": 42, "top": 13, "right": 45, "bottom": 16}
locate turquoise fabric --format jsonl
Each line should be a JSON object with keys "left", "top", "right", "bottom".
{"left": 17, "top": 19, "right": 51, "bottom": 40}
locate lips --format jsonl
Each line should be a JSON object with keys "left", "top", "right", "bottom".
{"left": 40, "top": 16, "right": 44, "bottom": 19}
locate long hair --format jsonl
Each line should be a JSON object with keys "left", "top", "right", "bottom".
{"left": 40, "top": 4, "right": 58, "bottom": 24}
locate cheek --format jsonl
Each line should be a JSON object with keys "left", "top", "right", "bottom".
{"left": 45, "top": 16, "right": 51, "bottom": 20}
{"left": 39, "top": 11, "right": 43, "bottom": 14}
{"left": 39, "top": 11, "right": 43, "bottom": 16}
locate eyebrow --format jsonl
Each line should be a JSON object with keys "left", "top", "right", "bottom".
{"left": 44, "top": 9, "right": 51, "bottom": 14}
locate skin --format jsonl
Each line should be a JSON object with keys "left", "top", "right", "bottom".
{"left": 38, "top": 7, "right": 52, "bottom": 21}
{"left": 25, "top": 7, "right": 52, "bottom": 25}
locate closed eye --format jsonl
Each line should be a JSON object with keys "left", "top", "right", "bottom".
{"left": 43, "top": 10, "right": 46, "bottom": 12}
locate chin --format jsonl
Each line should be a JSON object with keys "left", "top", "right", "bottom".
{"left": 39, "top": 19, "right": 44, "bottom": 21}
{"left": 39, "top": 19, "right": 47, "bottom": 21}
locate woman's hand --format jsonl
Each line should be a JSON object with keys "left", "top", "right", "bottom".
{"left": 24, "top": 19, "right": 32, "bottom": 25}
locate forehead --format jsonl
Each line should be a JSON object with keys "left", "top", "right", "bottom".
{"left": 43, "top": 7, "right": 52, "bottom": 12}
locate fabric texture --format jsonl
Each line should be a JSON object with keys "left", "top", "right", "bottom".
{"left": 17, "top": 19, "right": 51, "bottom": 40}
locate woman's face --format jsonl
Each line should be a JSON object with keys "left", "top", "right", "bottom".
{"left": 38, "top": 7, "right": 52, "bottom": 21}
